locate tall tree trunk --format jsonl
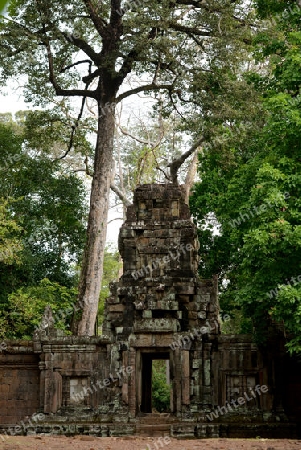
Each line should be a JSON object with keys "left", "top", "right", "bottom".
{"left": 184, "top": 149, "right": 200, "bottom": 204}
{"left": 72, "top": 103, "right": 115, "bottom": 336}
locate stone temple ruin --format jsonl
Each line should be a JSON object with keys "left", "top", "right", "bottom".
{"left": 0, "top": 184, "right": 301, "bottom": 438}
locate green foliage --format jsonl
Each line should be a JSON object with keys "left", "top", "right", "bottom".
{"left": 221, "top": 310, "right": 253, "bottom": 335}
{"left": 152, "top": 360, "right": 170, "bottom": 413}
{"left": 116, "top": 112, "right": 187, "bottom": 191}
{"left": 0, "top": 0, "right": 8, "bottom": 13}
{"left": 22, "top": 108, "right": 95, "bottom": 161}
{"left": 272, "top": 283, "right": 301, "bottom": 355}
{"left": 0, "top": 118, "right": 88, "bottom": 338}
{"left": 0, "top": 198, "right": 23, "bottom": 264}
{"left": 190, "top": 0, "right": 301, "bottom": 352}
{"left": 6, "top": 278, "right": 77, "bottom": 339}
{"left": 0, "top": 119, "right": 88, "bottom": 286}
{"left": 98, "top": 246, "right": 121, "bottom": 328}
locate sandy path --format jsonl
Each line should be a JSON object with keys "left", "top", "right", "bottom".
{"left": 0, "top": 436, "right": 300, "bottom": 450}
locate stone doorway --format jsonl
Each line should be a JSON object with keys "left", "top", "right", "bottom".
{"left": 138, "top": 350, "right": 171, "bottom": 414}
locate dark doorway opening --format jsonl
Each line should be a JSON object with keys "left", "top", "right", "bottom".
{"left": 141, "top": 352, "right": 170, "bottom": 413}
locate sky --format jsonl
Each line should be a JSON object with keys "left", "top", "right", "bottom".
{"left": 0, "top": 88, "right": 29, "bottom": 114}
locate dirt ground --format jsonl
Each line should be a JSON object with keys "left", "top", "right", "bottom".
{"left": 0, "top": 436, "right": 300, "bottom": 450}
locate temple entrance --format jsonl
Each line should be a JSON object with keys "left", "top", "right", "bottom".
{"left": 139, "top": 351, "right": 171, "bottom": 414}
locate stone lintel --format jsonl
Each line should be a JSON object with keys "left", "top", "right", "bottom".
{"left": 133, "top": 318, "right": 180, "bottom": 333}
{"left": 129, "top": 333, "right": 175, "bottom": 347}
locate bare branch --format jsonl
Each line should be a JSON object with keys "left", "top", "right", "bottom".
{"left": 82, "top": 68, "right": 102, "bottom": 84}
{"left": 57, "top": 98, "right": 87, "bottom": 160}
{"left": 53, "top": 60, "right": 93, "bottom": 160}
{"left": 168, "top": 89, "right": 187, "bottom": 121}
{"left": 117, "top": 124, "right": 150, "bottom": 145}
{"left": 72, "top": 156, "right": 93, "bottom": 176}
{"left": 116, "top": 27, "right": 159, "bottom": 84}
{"left": 168, "top": 136, "right": 205, "bottom": 184}
{"left": 110, "top": 183, "right": 131, "bottom": 207}
{"left": 34, "top": 2, "right": 101, "bottom": 98}
{"left": 174, "top": 0, "right": 219, "bottom": 8}
{"left": 44, "top": 37, "right": 97, "bottom": 99}
{"left": 107, "top": 217, "right": 124, "bottom": 225}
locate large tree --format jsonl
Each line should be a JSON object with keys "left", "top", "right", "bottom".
{"left": 0, "top": 0, "right": 254, "bottom": 335}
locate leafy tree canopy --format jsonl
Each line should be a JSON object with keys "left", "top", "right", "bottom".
{"left": 190, "top": 0, "right": 301, "bottom": 353}
{"left": 0, "top": 117, "right": 88, "bottom": 338}
{"left": 3, "top": 278, "right": 77, "bottom": 339}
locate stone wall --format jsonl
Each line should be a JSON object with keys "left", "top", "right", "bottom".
{"left": 0, "top": 341, "right": 39, "bottom": 426}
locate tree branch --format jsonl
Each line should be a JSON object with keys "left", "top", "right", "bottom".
{"left": 62, "top": 31, "right": 101, "bottom": 63}
{"left": 174, "top": 0, "right": 220, "bottom": 8}
{"left": 58, "top": 80, "right": 92, "bottom": 160}
{"left": 60, "top": 59, "right": 91, "bottom": 73}
{"left": 117, "top": 124, "right": 150, "bottom": 145}
{"left": 174, "top": 0, "right": 226, "bottom": 14}
{"left": 168, "top": 22, "right": 211, "bottom": 36}
{"left": 168, "top": 136, "right": 205, "bottom": 184}
{"left": 107, "top": 217, "right": 124, "bottom": 225}
{"left": 110, "top": 183, "right": 131, "bottom": 207}
{"left": 81, "top": 0, "right": 108, "bottom": 38}
{"left": 116, "top": 27, "right": 159, "bottom": 86}
{"left": 43, "top": 34, "right": 97, "bottom": 99}
{"left": 115, "top": 83, "right": 174, "bottom": 103}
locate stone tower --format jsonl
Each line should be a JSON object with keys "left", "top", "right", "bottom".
{"left": 103, "top": 184, "right": 220, "bottom": 417}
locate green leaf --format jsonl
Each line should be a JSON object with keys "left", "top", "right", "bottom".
{"left": 0, "top": 0, "right": 9, "bottom": 13}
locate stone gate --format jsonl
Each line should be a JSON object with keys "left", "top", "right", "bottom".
{"left": 0, "top": 184, "right": 300, "bottom": 438}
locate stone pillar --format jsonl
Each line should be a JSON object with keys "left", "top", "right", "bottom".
{"left": 181, "top": 350, "right": 190, "bottom": 406}
{"left": 174, "top": 348, "right": 182, "bottom": 414}
{"left": 43, "top": 351, "right": 55, "bottom": 414}
{"left": 128, "top": 349, "right": 136, "bottom": 417}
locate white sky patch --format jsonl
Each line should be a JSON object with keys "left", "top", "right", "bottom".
{"left": 0, "top": 88, "right": 29, "bottom": 114}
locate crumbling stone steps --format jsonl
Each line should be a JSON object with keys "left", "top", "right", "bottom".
{"left": 135, "top": 423, "right": 171, "bottom": 437}
{"left": 137, "top": 413, "right": 176, "bottom": 424}
{"left": 135, "top": 413, "right": 180, "bottom": 437}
